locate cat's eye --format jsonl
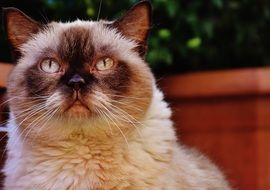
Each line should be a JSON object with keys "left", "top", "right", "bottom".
{"left": 95, "top": 58, "right": 114, "bottom": 71}
{"left": 40, "top": 59, "right": 61, "bottom": 73}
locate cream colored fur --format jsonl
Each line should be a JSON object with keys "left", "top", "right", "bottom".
{"left": 3, "top": 86, "right": 231, "bottom": 190}
{"left": 3, "top": 10, "right": 231, "bottom": 189}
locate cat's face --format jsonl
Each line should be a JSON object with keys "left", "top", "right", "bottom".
{"left": 3, "top": 2, "right": 153, "bottom": 135}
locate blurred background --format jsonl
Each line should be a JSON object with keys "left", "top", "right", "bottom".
{"left": 1, "top": 0, "right": 270, "bottom": 75}
{"left": 1, "top": 1, "right": 270, "bottom": 190}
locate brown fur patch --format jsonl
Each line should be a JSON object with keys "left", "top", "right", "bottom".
{"left": 25, "top": 65, "right": 59, "bottom": 96}
{"left": 3, "top": 7, "right": 41, "bottom": 60}
{"left": 58, "top": 27, "right": 94, "bottom": 65}
{"left": 111, "top": 1, "right": 152, "bottom": 56}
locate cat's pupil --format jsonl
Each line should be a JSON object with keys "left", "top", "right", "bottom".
{"left": 49, "top": 60, "right": 53, "bottom": 68}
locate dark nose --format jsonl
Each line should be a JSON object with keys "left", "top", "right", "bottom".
{"left": 67, "top": 74, "right": 85, "bottom": 91}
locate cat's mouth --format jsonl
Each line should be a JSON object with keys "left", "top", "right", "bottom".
{"left": 68, "top": 100, "right": 89, "bottom": 109}
{"left": 63, "top": 98, "right": 91, "bottom": 116}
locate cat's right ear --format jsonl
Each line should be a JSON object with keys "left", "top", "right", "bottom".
{"left": 110, "top": 1, "right": 152, "bottom": 57}
{"left": 2, "top": 7, "right": 41, "bottom": 50}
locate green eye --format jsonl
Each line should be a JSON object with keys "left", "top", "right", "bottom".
{"left": 40, "top": 59, "right": 61, "bottom": 73}
{"left": 96, "top": 58, "right": 114, "bottom": 71}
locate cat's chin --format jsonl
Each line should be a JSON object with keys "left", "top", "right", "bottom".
{"left": 62, "top": 101, "right": 93, "bottom": 119}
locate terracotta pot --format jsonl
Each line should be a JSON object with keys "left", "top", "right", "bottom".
{"left": 160, "top": 67, "right": 270, "bottom": 190}
{"left": 0, "top": 63, "right": 13, "bottom": 88}
{"left": 0, "top": 63, "right": 12, "bottom": 124}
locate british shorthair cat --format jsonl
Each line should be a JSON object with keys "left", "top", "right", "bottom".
{"left": 2, "top": 1, "right": 231, "bottom": 189}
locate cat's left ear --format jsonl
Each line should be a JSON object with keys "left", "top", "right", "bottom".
{"left": 2, "top": 7, "right": 41, "bottom": 50}
{"left": 112, "top": 1, "right": 152, "bottom": 57}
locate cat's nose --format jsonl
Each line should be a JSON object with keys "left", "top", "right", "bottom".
{"left": 67, "top": 74, "right": 85, "bottom": 91}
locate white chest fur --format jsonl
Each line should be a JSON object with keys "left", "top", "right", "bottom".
{"left": 7, "top": 135, "right": 124, "bottom": 189}
{"left": 4, "top": 125, "right": 175, "bottom": 190}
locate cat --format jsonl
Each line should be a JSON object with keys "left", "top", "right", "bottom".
{"left": 2, "top": 1, "right": 231, "bottom": 189}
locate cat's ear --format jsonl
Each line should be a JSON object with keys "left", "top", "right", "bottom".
{"left": 2, "top": 7, "right": 41, "bottom": 49}
{"left": 112, "top": 1, "right": 152, "bottom": 56}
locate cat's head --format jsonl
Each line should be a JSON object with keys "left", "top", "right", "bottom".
{"left": 3, "top": 1, "right": 154, "bottom": 136}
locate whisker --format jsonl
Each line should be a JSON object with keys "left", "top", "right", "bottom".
{"left": 94, "top": 107, "right": 113, "bottom": 135}
{"left": 17, "top": 107, "right": 56, "bottom": 150}
{"left": 31, "top": 106, "right": 60, "bottom": 143}
{"left": 109, "top": 105, "right": 143, "bottom": 137}
{"left": 96, "top": 91, "right": 149, "bottom": 101}
{"left": 93, "top": 92, "right": 145, "bottom": 137}
{"left": 0, "top": 102, "right": 47, "bottom": 126}
{"left": 98, "top": 102, "right": 129, "bottom": 147}
{"left": 2, "top": 101, "right": 55, "bottom": 154}
{"left": 108, "top": 99, "right": 143, "bottom": 112}
{"left": 0, "top": 102, "right": 50, "bottom": 147}
{"left": 1, "top": 106, "right": 50, "bottom": 157}
{"left": 96, "top": 0, "right": 103, "bottom": 21}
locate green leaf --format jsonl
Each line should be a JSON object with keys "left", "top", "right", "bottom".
{"left": 203, "top": 21, "right": 214, "bottom": 38}
{"left": 87, "top": 7, "right": 95, "bottom": 17}
{"left": 187, "top": 37, "right": 202, "bottom": 49}
{"left": 158, "top": 29, "right": 171, "bottom": 39}
{"left": 211, "top": 0, "right": 223, "bottom": 9}
{"left": 166, "top": 1, "right": 178, "bottom": 18}
{"left": 147, "top": 48, "right": 172, "bottom": 66}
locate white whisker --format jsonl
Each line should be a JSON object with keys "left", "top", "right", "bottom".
{"left": 98, "top": 102, "right": 129, "bottom": 147}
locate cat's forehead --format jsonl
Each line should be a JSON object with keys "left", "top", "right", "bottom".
{"left": 20, "top": 20, "right": 136, "bottom": 66}
{"left": 57, "top": 24, "right": 95, "bottom": 64}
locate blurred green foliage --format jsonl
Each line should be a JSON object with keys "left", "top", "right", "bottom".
{"left": 1, "top": 0, "right": 270, "bottom": 75}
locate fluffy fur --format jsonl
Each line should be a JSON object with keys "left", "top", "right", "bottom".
{"left": 3, "top": 1, "right": 231, "bottom": 189}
